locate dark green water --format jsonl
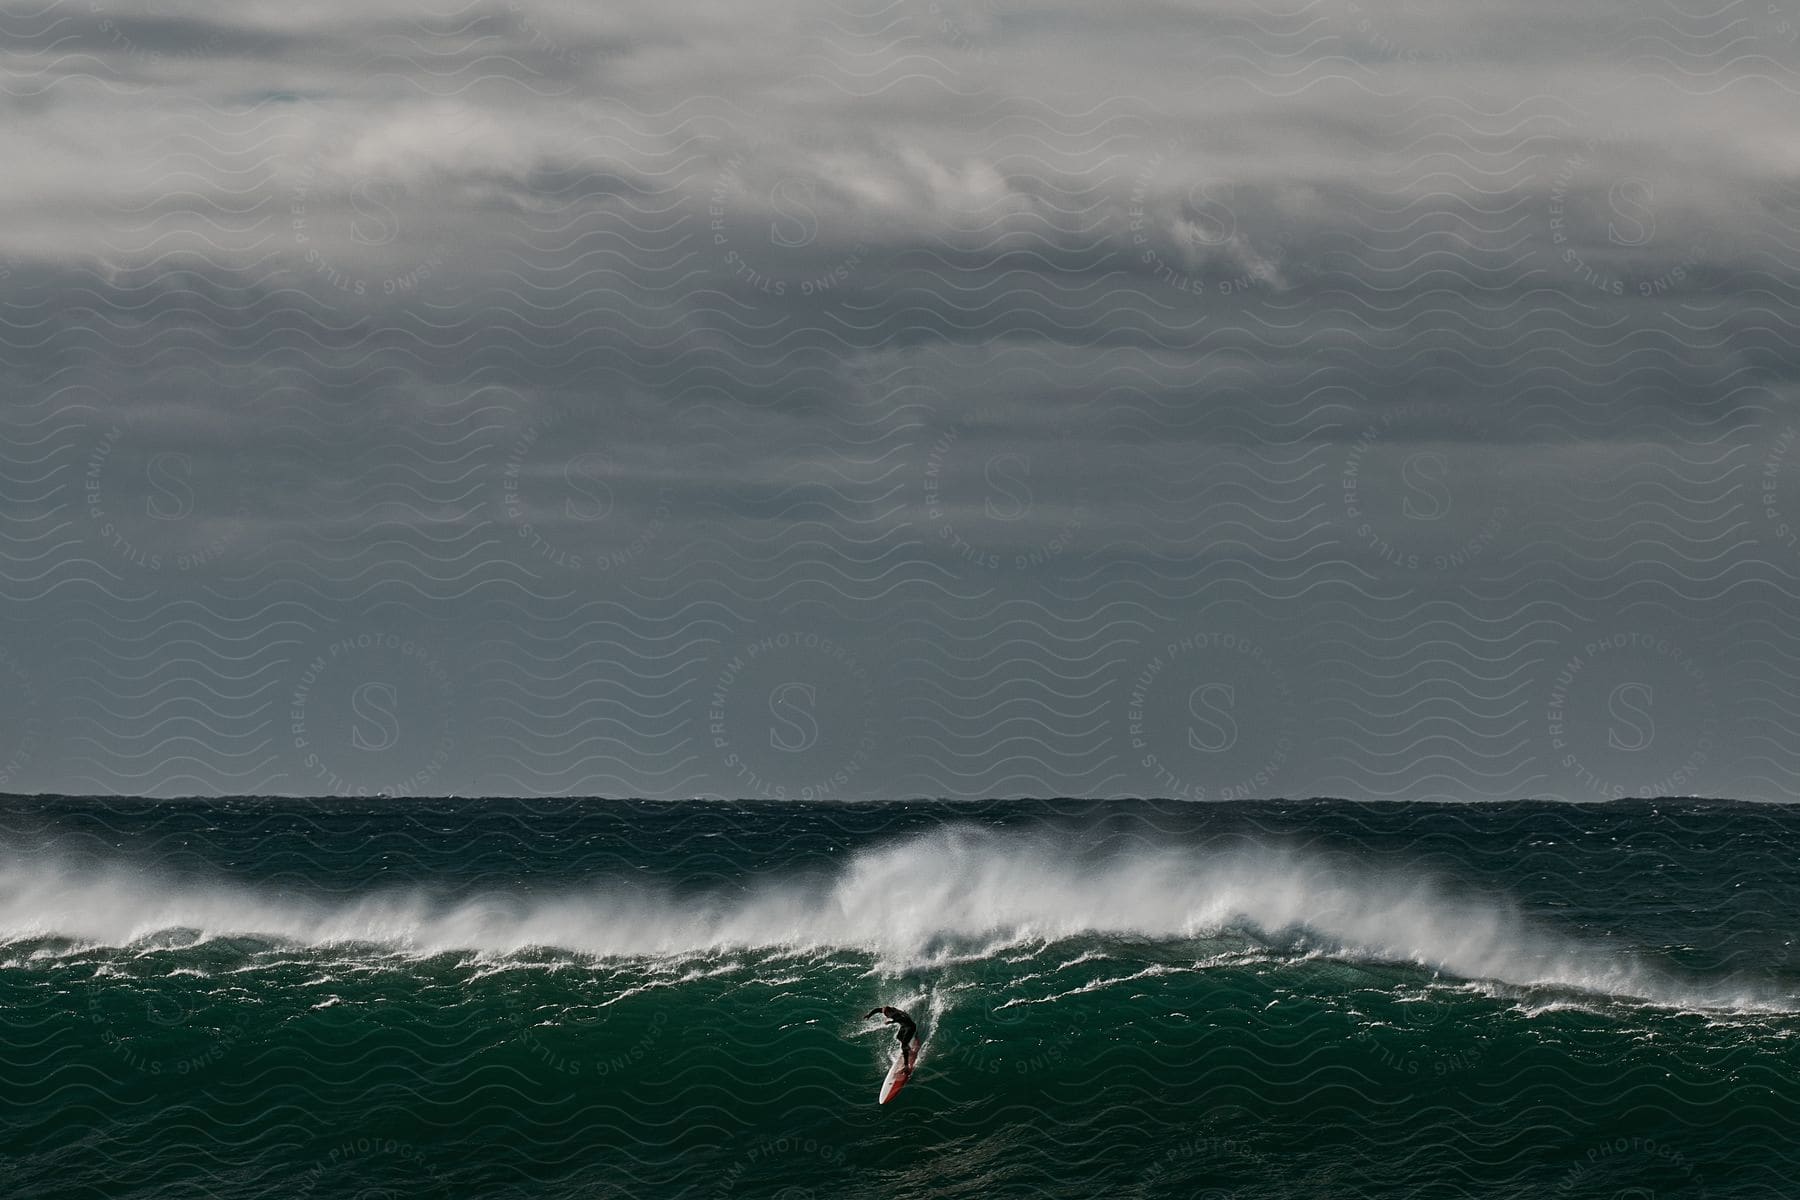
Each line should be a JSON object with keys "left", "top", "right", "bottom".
{"left": 2, "top": 798, "right": 1797, "bottom": 1198}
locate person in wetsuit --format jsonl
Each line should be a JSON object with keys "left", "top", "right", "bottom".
{"left": 865, "top": 1005, "right": 918, "bottom": 1069}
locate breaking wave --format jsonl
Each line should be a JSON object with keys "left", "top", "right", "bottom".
{"left": 1, "top": 825, "right": 1785, "bottom": 1012}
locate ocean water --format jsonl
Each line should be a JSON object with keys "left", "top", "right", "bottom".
{"left": 2, "top": 797, "right": 1796, "bottom": 1199}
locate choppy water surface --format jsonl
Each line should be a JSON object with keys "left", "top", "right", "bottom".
{"left": 3, "top": 797, "right": 1796, "bottom": 1198}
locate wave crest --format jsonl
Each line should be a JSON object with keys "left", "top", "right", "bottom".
{"left": 0, "top": 825, "right": 1783, "bottom": 1011}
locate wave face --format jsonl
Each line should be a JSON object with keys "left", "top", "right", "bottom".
{"left": 4, "top": 797, "right": 1799, "bottom": 1198}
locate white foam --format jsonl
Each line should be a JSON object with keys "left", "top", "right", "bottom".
{"left": 0, "top": 826, "right": 1786, "bottom": 1012}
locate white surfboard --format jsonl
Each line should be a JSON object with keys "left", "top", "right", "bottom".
{"left": 877, "top": 1039, "right": 923, "bottom": 1104}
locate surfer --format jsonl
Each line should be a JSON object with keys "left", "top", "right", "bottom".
{"left": 865, "top": 1005, "right": 918, "bottom": 1069}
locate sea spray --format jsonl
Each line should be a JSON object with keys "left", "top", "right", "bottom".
{"left": 0, "top": 823, "right": 1783, "bottom": 1011}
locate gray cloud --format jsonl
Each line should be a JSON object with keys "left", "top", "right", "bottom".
{"left": 0, "top": 0, "right": 1796, "bottom": 798}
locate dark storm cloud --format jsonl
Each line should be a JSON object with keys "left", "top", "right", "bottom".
{"left": 0, "top": 0, "right": 1797, "bottom": 798}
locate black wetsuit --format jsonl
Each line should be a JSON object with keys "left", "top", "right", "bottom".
{"left": 865, "top": 1005, "right": 918, "bottom": 1066}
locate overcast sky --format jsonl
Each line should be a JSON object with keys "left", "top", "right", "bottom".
{"left": 0, "top": 0, "right": 1797, "bottom": 799}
